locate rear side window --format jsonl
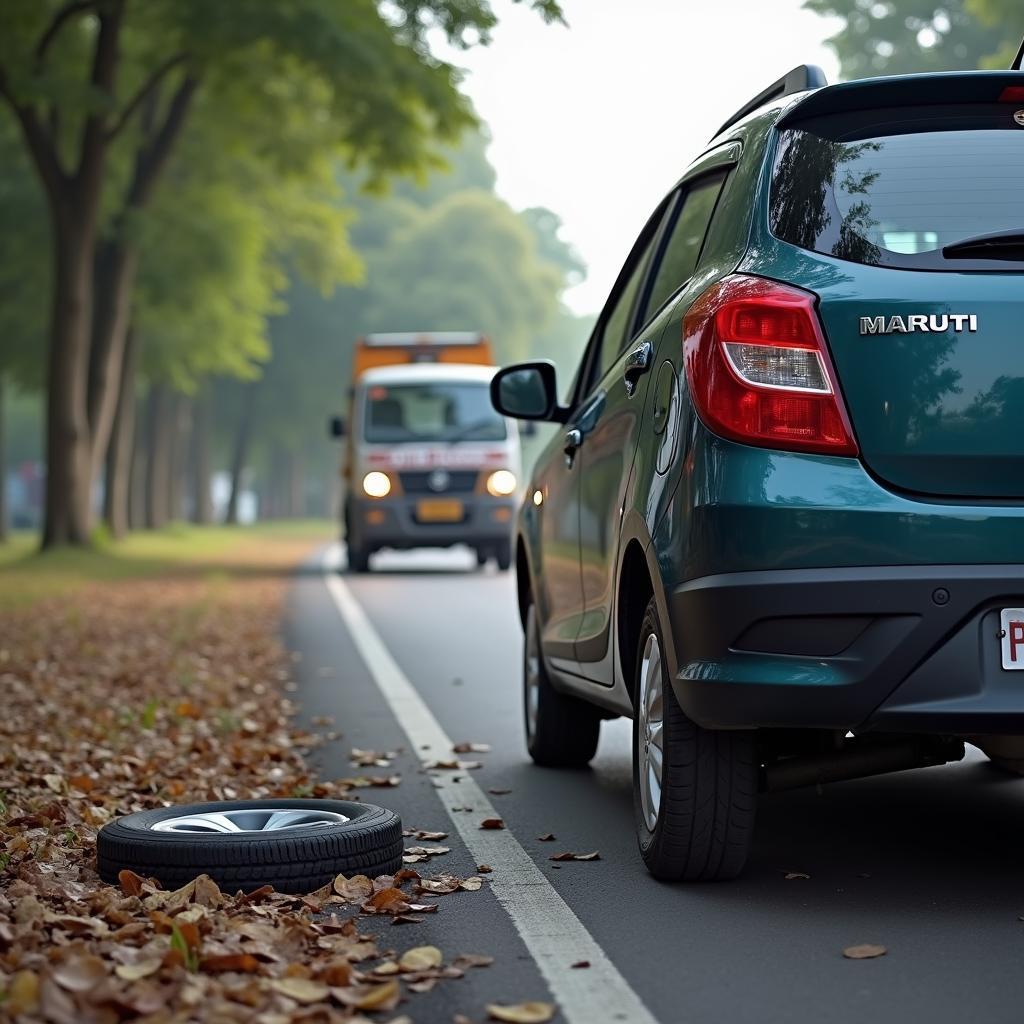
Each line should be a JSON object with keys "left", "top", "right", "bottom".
{"left": 769, "top": 105, "right": 1024, "bottom": 270}
{"left": 642, "top": 172, "right": 727, "bottom": 320}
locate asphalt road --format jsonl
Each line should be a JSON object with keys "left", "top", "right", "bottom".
{"left": 285, "top": 545, "right": 1024, "bottom": 1024}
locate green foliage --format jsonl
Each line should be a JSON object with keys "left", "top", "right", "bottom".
{"left": 803, "top": 0, "right": 1019, "bottom": 79}
{"left": 169, "top": 921, "right": 199, "bottom": 972}
{"left": 967, "top": 0, "right": 1024, "bottom": 66}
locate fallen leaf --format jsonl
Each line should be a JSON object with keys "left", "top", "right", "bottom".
{"left": 354, "top": 978, "right": 401, "bottom": 1011}
{"left": 480, "top": 818, "right": 505, "bottom": 830}
{"left": 785, "top": 872, "right": 811, "bottom": 880}
{"left": 270, "top": 977, "right": 330, "bottom": 1003}
{"left": 452, "top": 742, "right": 491, "bottom": 754}
{"left": 549, "top": 851, "right": 600, "bottom": 862}
{"left": 6, "top": 970, "right": 40, "bottom": 1014}
{"left": 453, "top": 953, "right": 494, "bottom": 969}
{"left": 200, "top": 953, "right": 262, "bottom": 974}
{"left": 399, "top": 945, "right": 443, "bottom": 971}
{"left": 115, "top": 959, "right": 163, "bottom": 981}
{"left": 460, "top": 876, "right": 484, "bottom": 892}
{"left": 488, "top": 787, "right": 512, "bottom": 795}
{"left": 52, "top": 954, "right": 107, "bottom": 992}
{"left": 334, "top": 874, "right": 374, "bottom": 902}
{"left": 478, "top": 864, "right": 493, "bottom": 873}
{"left": 843, "top": 944, "right": 887, "bottom": 960}
{"left": 118, "top": 868, "right": 147, "bottom": 896}
{"left": 537, "top": 833, "right": 556, "bottom": 842}
{"left": 487, "top": 1001, "right": 556, "bottom": 1023}
{"left": 571, "top": 960, "right": 590, "bottom": 969}
{"left": 364, "top": 888, "right": 410, "bottom": 914}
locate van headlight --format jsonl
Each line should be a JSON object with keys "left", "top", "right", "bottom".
{"left": 486, "top": 469, "right": 517, "bottom": 497}
{"left": 362, "top": 471, "right": 392, "bottom": 498}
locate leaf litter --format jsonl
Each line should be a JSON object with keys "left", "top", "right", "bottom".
{"left": 0, "top": 570, "right": 520, "bottom": 1021}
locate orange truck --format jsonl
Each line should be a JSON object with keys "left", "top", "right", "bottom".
{"left": 329, "top": 333, "right": 522, "bottom": 572}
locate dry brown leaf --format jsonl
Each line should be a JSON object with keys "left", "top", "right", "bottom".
{"left": 488, "top": 787, "right": 512, "bottom": 795}
{"left": 51, "top": 954, "right": 107, "bottom": 992}
{"left": 487, "top": 1001, "right": 556, "bottom": 1023}
{"left": 571, "top": 960, "right": 590, "bottom": 969}
{"left": 363, "top": 887, "right": 410, "bottom": 914}
{"left": 549, "top": 851, "right": 600, "bottom": 862}
{"left": 114, "top": 958, "right": 163, "bottom": 981}
{"left": 452, "top": 742, "right": 491, "bottom": 754}
{"left": 537, "top": 833, "right": 556, "bottom": 842}
{"left": 334, "top": 874, "right": 374, "bottom": 902}
{"left": 354, "top": 978, "right": 401, "bottom": 1012}
{"left": 399, "top": 945, "right": 443, "bottom": 971}
{"left": 200, "top": 953, "right": 262, "bottom": 974}
{"left": 480, "top": 818, "right": 505, "bottom": 830}
{"left": 478, "top": 863, "right": 493, "bottom": 873}
{"left": 843, "top": 944, "right": 887, "bottom": 959}
{"left": 117, "top": 868, "right": 146, "bottom": 897}
{"left": 453, "top": 953, "right": 494, "bottom": 969}
{"left": 460, "top": 876, "right": 484, "bottom": 892}
{"left": 6, "top": 970, "right": 40, "bottom": 1014}
{"left": 785, "top": 871, "right": 810, "bottom": 880}
{"left": 270, "top": 977, "right": 330, "bottom": 1003}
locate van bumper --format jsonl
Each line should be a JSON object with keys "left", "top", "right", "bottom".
{"left": 668, "top": 564, "right": 1024, "bottom": 734}
{"left": 346, "top": 494, "right": 516, "bottom": 551}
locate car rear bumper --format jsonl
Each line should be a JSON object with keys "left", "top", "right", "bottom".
{"left": 347, "top": 494, "right": 515, "bottom": 550}
{"left": 668, "top": 564, "right": 1024, "bottom": 734}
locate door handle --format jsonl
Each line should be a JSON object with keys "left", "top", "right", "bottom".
{"left": 624, "top": 340, "right": 653, "bottom": 397}
{"left": 563, "top": 427, "right": 582, "bottom": 468}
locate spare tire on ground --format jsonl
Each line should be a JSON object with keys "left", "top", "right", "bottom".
{"left": 97, "top": 799, "right": 403, "bottom": 894}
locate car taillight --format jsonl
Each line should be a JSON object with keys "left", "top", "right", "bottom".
{"left": 683, "top": 274, "right": 858, "bottom": 456}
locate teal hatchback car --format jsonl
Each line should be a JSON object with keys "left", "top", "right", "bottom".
{"left": 491, "top": 64, "right": 1024, "bottom": 881}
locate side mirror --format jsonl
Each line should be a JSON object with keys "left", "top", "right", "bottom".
{"left": 490, "top": 361, "right": 566, "bottom": 423}
{"left": 328, "top": 415, "right": 346, "bottom": 439}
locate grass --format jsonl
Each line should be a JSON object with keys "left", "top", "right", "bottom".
{"left": 0, "top": 520, "right": 334, "bottom": 606}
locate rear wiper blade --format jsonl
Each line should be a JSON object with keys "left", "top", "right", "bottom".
{"left": 942, "top": 229, "right": 1024, "bottom": 260}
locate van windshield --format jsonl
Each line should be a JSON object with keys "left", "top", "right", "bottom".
{"left": 769, "top": 104, "right": 1024, "bottom": 269}
{"left": 363, "top": 382, "right": 507, "bottom": 444}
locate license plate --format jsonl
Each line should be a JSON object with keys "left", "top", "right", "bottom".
{"left": 1000, "top": 608, "right": 1024, "bottom": 670}
{"left": 416, "top": 499, "right": 463, "bottom": 523}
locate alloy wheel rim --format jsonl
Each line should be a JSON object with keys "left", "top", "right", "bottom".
{"left": 638, "top": 632, "right": 664, "bottom": 832}
{"left": 151, "top": 808, "right": 349, "bottom": 834}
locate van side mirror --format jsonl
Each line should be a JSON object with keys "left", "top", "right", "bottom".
{"left": 490, "top": 361, "right": 566, "bottom": 423}
{"left": 328, "top": 415, "right": 346, "bottom": 438}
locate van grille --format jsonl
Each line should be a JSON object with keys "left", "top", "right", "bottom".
{"left": 398, "top": 470, "right": 478, "bottom": 495}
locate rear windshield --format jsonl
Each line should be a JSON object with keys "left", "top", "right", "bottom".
{"left": 363, "top": 382, "right": 506, "bottom": 444}
{"left": 769, "top": 104, "right": 1024, "bottom": 270}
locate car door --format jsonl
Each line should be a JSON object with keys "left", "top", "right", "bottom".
{"left": 574, "top": 171, "right": 731, "bottom": 678}
{"left": 532, "top": 203, "right": 669, "bottom": 671}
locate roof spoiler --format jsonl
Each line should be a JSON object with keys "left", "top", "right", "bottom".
{"left": 711, "top": 65, "right": 827, "bottom": 141}
{"left": 1013, "top": 36, "right": 1023, "bottom": 71}
{"left": 777, "top": 70, "right": 1024, "bottom": 129}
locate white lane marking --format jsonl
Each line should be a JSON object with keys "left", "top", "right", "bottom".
{"left": 322, "top": 544, "right": 658, "bottom": 1024}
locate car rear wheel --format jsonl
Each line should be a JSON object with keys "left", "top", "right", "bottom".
{"left": 633, "top": 598, "right": 757, "bottom": 881}
{"left": 524, "top": 601, "right": 600, "bottom": 767}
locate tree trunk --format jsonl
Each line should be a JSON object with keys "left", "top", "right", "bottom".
{"left": 103, "top": 326, "right": 137, "bottom": 539}
{"left": 144, "top": 383, "right": 171, "bottom": 530}
{"left": 0, "top": 372, "right": 7, "bottom": 543}
{"left": 225, "top": 385, "right": 255, "bottom": 525}
{"left": 87, "top": 239, "right": 141, "bottom": 486}
{"left": 128, "top": 396, "right": 145, "bottom": 531}
{"left": 166, "top": 394, "right": 188, "bottom": 523}
{"left": 43, "top": 217, "right": 96, "bottom": 547}
{"left": 190, "top": 390, "right": 213, "bottom": 524}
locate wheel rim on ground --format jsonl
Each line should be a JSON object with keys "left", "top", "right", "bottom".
{"left": 638, "top": 632, "right": 664, "bottom": 832}
{"left": 150, "top": 808, "right": 350, "bottom": 834}
{"left": 525, "top": 610, "right": 541, "bottom": 742}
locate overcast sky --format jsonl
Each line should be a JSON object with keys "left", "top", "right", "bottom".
{"left": 435, "top": 0, "right": 842, "bottom": 315}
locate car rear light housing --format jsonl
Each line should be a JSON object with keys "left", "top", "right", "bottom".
{"left": 683, "top": 274, "right": 858, "bottom": 456}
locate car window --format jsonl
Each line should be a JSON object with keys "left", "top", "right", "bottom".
{"left": 577, "top": 232, "right": 659, "bottom": 399}
{"left": 641, "top": 172, "right": 728, "bottom": 322}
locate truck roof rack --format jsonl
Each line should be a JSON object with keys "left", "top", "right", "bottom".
{"left": 711, "top": 64, "right": 828, "bottom": 141}
{"left": 1012, "top": 36, "right": 1023, "bottom": 71}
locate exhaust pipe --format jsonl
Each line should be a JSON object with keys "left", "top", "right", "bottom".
{"left": 760, "top": 736, "right": 964, "bottom": 793}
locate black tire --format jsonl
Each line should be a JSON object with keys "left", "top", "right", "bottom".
{"left": 475, "top": 547, "right": 488, "bottom": 568}
{"left": 524, "top": 602, "right": 600, "bottom": 767}
{"left": 632, "top": 599, "right": 757, "bottom": 881}
{"left": 495, "top": 539, "right": 512, "bottom": 572}
{"left": 347, "top": 543, "right": 370, "bottom": 573}
{"left": 97, "top": 799, "right": 402, "bottom": 894}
